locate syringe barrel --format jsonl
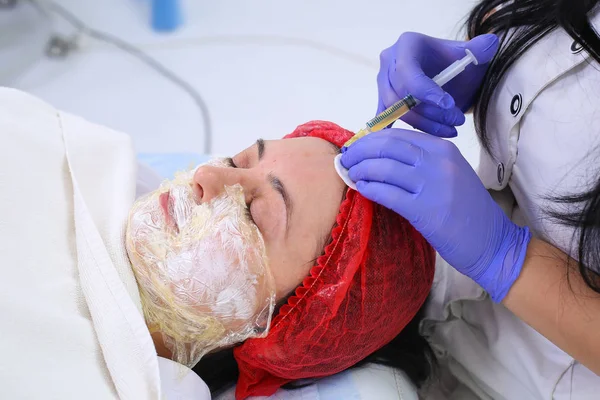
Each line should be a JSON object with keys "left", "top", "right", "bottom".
{"left": 432, "top": 49, "right": 478, "bottom": 88}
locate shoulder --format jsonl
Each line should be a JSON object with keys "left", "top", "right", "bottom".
{"left": 478, "top": 9, "right": 600, "bottom": 191}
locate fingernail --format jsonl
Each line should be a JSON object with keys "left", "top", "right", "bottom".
{"left": 439, "top": 93, "right": 454, "bottom": 109}
{"left": 482, "top": 33, "right": 499, "bottom": 52}
{"left": 444, "top": 110, "right": 466, "bottom": 127}
{"left": 438, "top": 127, "right": 458, "bottom": 138}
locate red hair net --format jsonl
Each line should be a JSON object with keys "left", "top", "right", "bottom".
{"left": 233, "top": 121, "right": 435, "bottom": 399}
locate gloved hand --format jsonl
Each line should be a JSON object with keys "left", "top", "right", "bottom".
{"left": 377, "top": 32, "right": 499, "bottom": 138}
{"left": 340, "top": 129, "right": 531, "bottom": 303}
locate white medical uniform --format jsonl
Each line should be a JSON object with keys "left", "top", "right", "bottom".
{"left": 0, "top": 88, "right": 209, "bottom": 400}
{"left": 421, "top": 10, "right": 600, "bottom": 400}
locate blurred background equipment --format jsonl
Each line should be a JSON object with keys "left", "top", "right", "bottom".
{"left": 31, "top": 0, "right": 212, "bottom": 152}
{"left": 3, "top": 0, "right": 212, "bottom": 151}
{"left": 151, "top": 0, "right": 182, "bottom": 32}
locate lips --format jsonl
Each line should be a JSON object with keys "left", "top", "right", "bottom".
{"left": 159, "top": 191, "right": 178, "bottom": 231}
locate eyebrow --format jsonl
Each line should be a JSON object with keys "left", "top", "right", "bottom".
{"left": 256, "top": 138, "right": 265, "bottom": 160}
{"left": 328, "top": 141, "right": 342, "bottom": 154}
{"left": 256, "top": 139, "right": 292, "bottom": 235}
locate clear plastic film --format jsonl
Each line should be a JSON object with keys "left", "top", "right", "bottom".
{"left": 125, "top": 159, "right": 276, "bottom": 368}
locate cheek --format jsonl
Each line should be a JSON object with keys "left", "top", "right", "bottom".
{"left": 265, "top": 245, "right": 314, "bottom": 301}
{"left": 252, "top": 197, "right": 285, "bottom": 239}
{"left": 126, "top": 205, "right": 170, "bottom": 262}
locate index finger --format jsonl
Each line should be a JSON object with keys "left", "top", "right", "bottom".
{"left": 340, "top": 130, "right": 424, "bottom": 169}
{"left": 391, "top": 57, "right": 455, "bottom": 109}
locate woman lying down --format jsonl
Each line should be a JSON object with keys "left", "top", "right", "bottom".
{"left": 0, "top": 87, "right": 436, "bottom": 400}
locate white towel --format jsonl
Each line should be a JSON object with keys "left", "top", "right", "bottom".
{"left": 0, "top": 87, "right": 162, "bottom": 399}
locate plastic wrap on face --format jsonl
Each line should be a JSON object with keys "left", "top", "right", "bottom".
{"left": 125, "top": 159, "right": 276, "bottom": 368}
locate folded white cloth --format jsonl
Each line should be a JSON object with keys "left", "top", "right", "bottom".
{"left": 0, "top": 87, "right": 209, "bottom": 400}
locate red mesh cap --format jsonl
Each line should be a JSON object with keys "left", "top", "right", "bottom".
{"left": 233, "top": 121, "right": 436, "bottom": 399}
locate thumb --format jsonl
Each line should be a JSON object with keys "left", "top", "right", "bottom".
{"left": 464, "top": 34, "right": 500, "bottom": 65}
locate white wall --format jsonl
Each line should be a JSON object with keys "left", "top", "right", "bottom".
{"left": 3, "top": 0, "right": 481, "bottom": 165}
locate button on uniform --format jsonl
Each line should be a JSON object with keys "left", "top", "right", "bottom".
{"left": 571, "top": 40, "right": 584, "bottom": 54}
{"left": 497, "top": 163, "right": 505, "bottom": 185}
{"left": 510, "top": 94, "right": 522, "bottom": 116}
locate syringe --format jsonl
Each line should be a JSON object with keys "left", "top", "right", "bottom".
{"left": 343, "top": 49, "right": 479, "bottom": 148}
{"left": 334, "top": 49, "right": 479, "bottom": 190}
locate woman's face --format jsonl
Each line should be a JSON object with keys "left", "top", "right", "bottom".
{"left": 127, "top": 136, "right": 346, "bottom": 364}
{"left": 193, "top": 137, "right": 345, "bottom": 299}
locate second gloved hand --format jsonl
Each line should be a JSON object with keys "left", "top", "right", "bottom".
{"left": 377, "top": 32, "right": 499, "bottom": 138}
{"left": 340, "top": 129, "right": 531, "bottom": 303}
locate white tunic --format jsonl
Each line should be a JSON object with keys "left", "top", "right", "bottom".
{"left": 422, "top": 9, "right": 600, "bottom": 400}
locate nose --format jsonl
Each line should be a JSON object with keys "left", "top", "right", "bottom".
{"left": 192, "top": 165, "right": 249, "bottom": 204}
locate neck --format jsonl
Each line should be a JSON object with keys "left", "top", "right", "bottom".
{"left": 151, "top": 331, "right": 174, "bottom": 360}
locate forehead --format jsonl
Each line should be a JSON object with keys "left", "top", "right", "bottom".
{"left": 240, "top": 137, "right": 340, "bottom": 167}
{"left": 237, "top": 137, "right": 339, "bottom": 160}
{"left": 263, "top": 136, "right": 343, "bottom": 212}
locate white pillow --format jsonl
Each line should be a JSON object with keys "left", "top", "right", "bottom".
{"left": 214, "top": 364, "right": 418, "bottom": 400}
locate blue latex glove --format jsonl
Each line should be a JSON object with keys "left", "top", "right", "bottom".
{"left": 340, "top": 129, "right": 531, "bottom": 303}
{"left": 377, "top": 32, "right": 500, "bottom": 138}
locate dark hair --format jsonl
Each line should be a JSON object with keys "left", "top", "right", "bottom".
{"left": 192, "top": 302, "right": 435, "bottom": 397}
{"left": 466, "top": 0, "right": 600, "bottom": 292}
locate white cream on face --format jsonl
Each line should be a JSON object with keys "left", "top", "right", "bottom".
{"left": 125, "top": 159, "right": 276, "bottom": 368}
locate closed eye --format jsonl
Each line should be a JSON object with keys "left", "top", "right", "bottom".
{"left": 224, "top": 157, "right": 256, "bottom": 224}
{"left": 225, "top": 157, "right": 236, "bottom": 168}
{"left": 244, "top": 206, "right": 256, "bottom": 224}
